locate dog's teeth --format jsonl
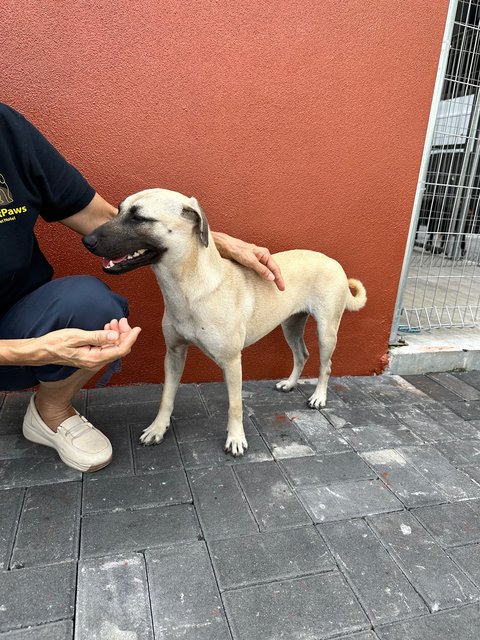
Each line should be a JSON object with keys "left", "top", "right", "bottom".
{"left": 108, "top": 260, "right": 114, "bottom": 268}
{"left": 137, "top": 249, "right": 147, "bottom": 255}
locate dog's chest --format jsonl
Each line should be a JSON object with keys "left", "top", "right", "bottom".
{"left": 167, "top": 303, "right": 227, "bottom": 355}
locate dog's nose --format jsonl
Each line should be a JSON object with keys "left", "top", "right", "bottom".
{"left": 82, "top": 234, "right": 98, "bottom": 251}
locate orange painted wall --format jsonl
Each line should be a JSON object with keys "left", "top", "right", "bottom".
{"left": 4, "top": 0, "right": 449, "bottom": 385}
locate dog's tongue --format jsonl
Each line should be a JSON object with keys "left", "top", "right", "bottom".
{"left": 102, "top": 256, "right": 126, "bottom": 268}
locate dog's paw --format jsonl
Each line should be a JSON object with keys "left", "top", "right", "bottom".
{"left": 139, "top": 423, "right": 169, "bottom": 446}
{"left": 275, "top": 379, "right": 295, "bottom": 392}
{"left": 308, "top": 392, "right": 326, "bottom": 409}
{"left": 224, "top": 435, "right": 249, "bottom": 457}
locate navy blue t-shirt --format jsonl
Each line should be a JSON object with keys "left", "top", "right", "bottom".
{"left": 0, "top": 104, "right": 95, "bottom": 315}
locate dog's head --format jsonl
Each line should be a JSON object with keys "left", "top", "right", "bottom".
{"left": 83, "top": 189, "right": 209, "bottom": 274}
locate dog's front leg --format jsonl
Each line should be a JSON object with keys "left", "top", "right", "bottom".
{"left": 139, "top": 342, "right": 188, "bottom": 445}
{"left": 222, "top": 355, "right": 248, "bottom": 457}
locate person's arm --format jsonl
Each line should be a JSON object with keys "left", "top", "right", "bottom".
{"left": 211, "top": 231, "right": 286, "bottom": 291}
{"left": 60, "top": 192, "right": 117, "bottom": 235}
{"left": 0, "top": 318, "right": 141, "bottom": 370}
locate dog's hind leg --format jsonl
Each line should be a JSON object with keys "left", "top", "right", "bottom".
{"left": 275, "top": 312, "right": 309, "bottom": 392}
{"left": 140, "top": 342, "right": 188, "bottom": 445}
{"left": 308, "top": 312, "right": 341, "bottom": 409}
{"left": 222, "top": 354, "right": 248, "bottom": 456}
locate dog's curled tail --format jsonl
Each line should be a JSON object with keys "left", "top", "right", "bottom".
{"left": 346, "top": 278, "right": 367, "bottom": 312}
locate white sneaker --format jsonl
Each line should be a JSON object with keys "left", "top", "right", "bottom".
{"left": 22, "top": 395, "right": 112, "bottom": 472}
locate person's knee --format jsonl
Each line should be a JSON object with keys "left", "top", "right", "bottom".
{"left": 53, "top": 276, "right": 129, "bottom": 331}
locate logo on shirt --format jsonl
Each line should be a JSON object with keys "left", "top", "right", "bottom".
{"left": 0, "top": 174, "right": 13, "bottom": 205}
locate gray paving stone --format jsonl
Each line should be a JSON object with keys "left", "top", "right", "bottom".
{"left": 172, "top": 384, "right": 209, "bottom": 418}
{"left": 0, "top": 562, "right": 75, "bottom": 632}
{"left": 86, "top": 401, "right": 159, "bottom": 428}
{"left": 11, "top": 482, "right": 80, "bottom": 569}
{"left": 83, "top": 470, "right": 191, "bottom": 513}
{"left": 173, "top": 415, "right": 256, "bottom": 442}
{"left": 250, "top": 411, "right": 315, "bottom": 458}
{"left": 0, "top": 620, "right": 73, "bottom": 639}
{"left": 397, "top": 445, "right": 480, "bottom": 501}
{"left": 435, "top": 439, "right": 480, "bottom": 467}
{"left": 0, "top": 435, "right": 58, "bottom": 461}
{"left": 322, "top": 404, "right": 399, "bottom": 429}
{"left": 179, "top": 435, "right": 272, "bottom": 468}
{"left": 81, "top": 503, "right": 200, "bottom": 557}
{"left": 0, "top": 458, "right": 80, "bottom": 489}
{"left": 367, "top": 510, "right": 480, "bottom": 611}
{"left": 403, "top": 374, "right": 462, "bottom": 403}
{"left": 146, "top": 542, "right": 230, "bottom": 640}
{"left": 454, "top": 370, "right": 480, "bottom": 391}
{"left": 76, "top": 553, "right": 153, "bottom": 640}
{"left": 195, "top": 382, "right": 229, "bottom": 416}
{"left": 319, "top": 518, "right": 428, "bottom": 625}
{"left": 235, "top": 461, "right": 311, "bottom": 530}
{"left": 362, "top": 449, "right": 447, "bottom": 508}
{"left": 242, "top": 379, "right": 306, "bottom": 405}
{"left": 463, "top": 464, "right": 480, "bottom": 484}
{"left": 223, "top": 572, "right": 369, "bottom": 640}
{"left": 279, "top": 452, "right": 376, "bottom": 487}
{"left": 387, "top": 405, "right": 456, "bottom": 443}
{"left": 450, "top": 544, "right": 480, "bottom": 587}
{"left": 297, "top": 479, "right": 403, "bottom": 523}
{"left": 0, "top": 394, "right": 32, "bottom": 436}
{"left": 209, "top": 526, "right": 334, "bottom": 590}
{"left": 340, "top": 423, "right": 422, "bottom": 451}
{"left": 413, "top": 500, "right": 480, "bottom": 547}
{"left": 428, "top": 371, "right": 480, "bottom": 401}
{"left": 131, "top": 425, "right": 183, "bottom": 473}
{"left": 424, "top": 405, "right": 480, "bottom": 439}
{"left": 87, "top": 383, "right": 162, "bottom": 406}
{"left": 286, "top": 411, "right": 352, "bottom": 454}
{"left": 329, "top": 376, "right": 381, "bottom": 405}
{"left": 188, "top": 467, "right": 257, "bottom": 539}
{"left": 0, "top": 489, "right": 23, "bottom": 570}
{"left": 353, "top": 375, "right": 433, "bottom": 405}
{"left": 376, "top": 603, "right": 480, "bottom": 640}
{"left": 446, "top": 400, "right": 480, "bottom": 421}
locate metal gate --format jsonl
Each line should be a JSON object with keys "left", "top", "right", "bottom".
{"left": 391, "top": 0, "right": 480, "bottom": 340}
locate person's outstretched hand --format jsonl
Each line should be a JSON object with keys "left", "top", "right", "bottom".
{"left": 212, "top": 232, "right": 286, "bottom": 291}
{"left": 35, "top": 317, "right": 141, "bottom": 369}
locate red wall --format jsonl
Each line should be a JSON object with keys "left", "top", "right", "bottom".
{"left": 4, "top": 1, "right": 449, "bottom": 385}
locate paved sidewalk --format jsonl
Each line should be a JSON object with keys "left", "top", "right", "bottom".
{"left": 1, "top": 372, "right": 480, "bottom": 639}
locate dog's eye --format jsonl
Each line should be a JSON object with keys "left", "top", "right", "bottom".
{"left": 131, "top": 213, "right": 156, "bottom": 223}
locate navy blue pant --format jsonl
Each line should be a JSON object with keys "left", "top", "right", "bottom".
{"left": 0, "top": 276, "right": 129, "bottom": 391}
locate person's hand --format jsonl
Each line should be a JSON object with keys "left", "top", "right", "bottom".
{"left": 212, "top": 232, "right": 285, "bottom": 291}
{"left": 36, "top": 317, "right": 141, "bottom": 370}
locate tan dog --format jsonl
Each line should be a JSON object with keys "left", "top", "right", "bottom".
{"left": 83, "top": 189, "right": 366, "bottom": 456}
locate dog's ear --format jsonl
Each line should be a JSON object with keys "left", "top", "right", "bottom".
{"left": 181, "top": 197, "right": 209, "bottom": 247}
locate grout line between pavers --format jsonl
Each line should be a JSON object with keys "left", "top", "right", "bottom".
{"left": 6, "top": 486, "right": 27, "bottom": 571}
{"left": 217, "top": 565, "right": 338, "bottom": 595}
{"left": 201, "top": 539, "right": 235, "bottom": 640}
{"left": 140, "top": 550, "right": 156, "bottom": 640}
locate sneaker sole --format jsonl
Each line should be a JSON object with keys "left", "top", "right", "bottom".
{"left": 23, "top": 424, "right": 112, "bottom": 473}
